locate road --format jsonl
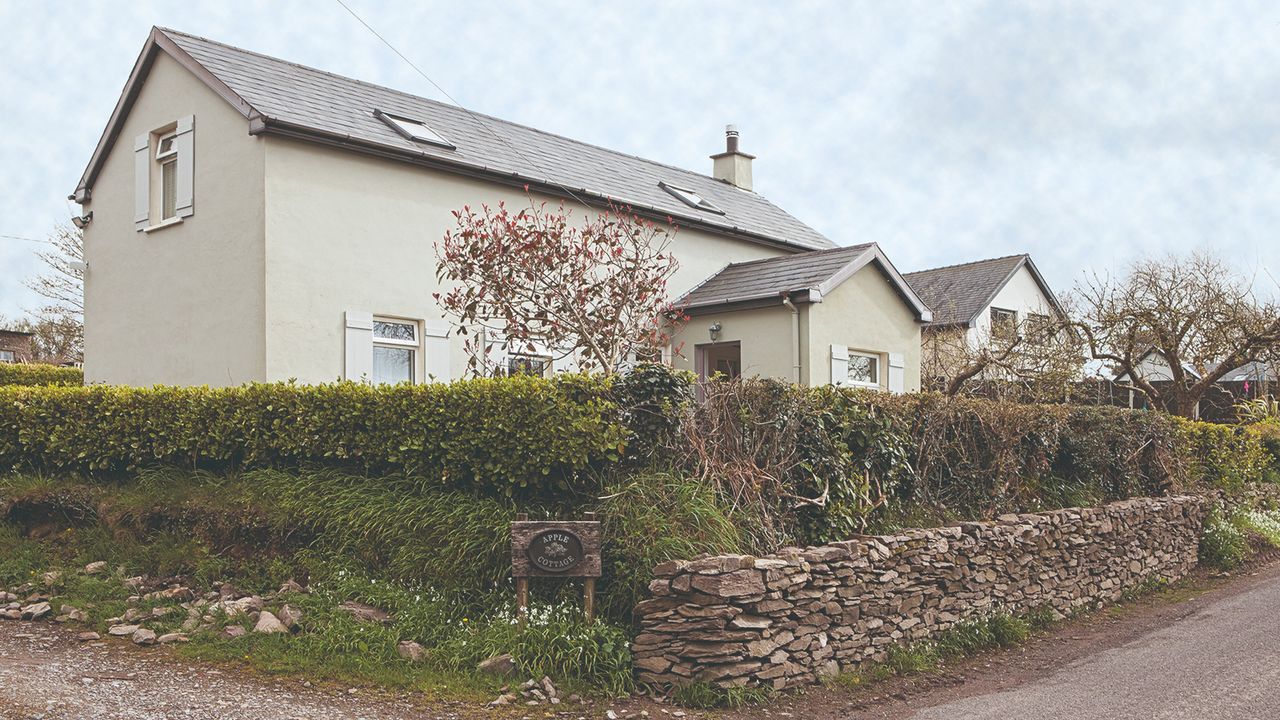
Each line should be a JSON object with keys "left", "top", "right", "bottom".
{"left": 905, "top": 568, "right": 1280, "bottom": 720}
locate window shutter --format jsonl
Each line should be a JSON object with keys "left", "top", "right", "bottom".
{"left": 423, "top": 320, "right": 451, "bottom": 382}
{"left": 830, "top": 344, "right": 849, "bottom": 386}
{"left": 484, "top": 329, "right": 508, "bottom": 376}
{"left": 134, "top": 133, "right": 150, "bottom": 230}
{"left": 173, "top": 115, "right": 195, "bottom": 218}
{"left": 344, "top": 310, "right": 373, "bottom": 381}
{"left": 888, "top": 352, "right": 906, "bottom": 394}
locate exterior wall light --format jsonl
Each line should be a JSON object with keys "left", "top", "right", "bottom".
{"left": 708, "top": 322, "right": 722, "bottom": 342}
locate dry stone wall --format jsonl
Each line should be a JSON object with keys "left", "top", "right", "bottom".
{"left": 633, "top": 495, "right": 1205, "bottom": 689}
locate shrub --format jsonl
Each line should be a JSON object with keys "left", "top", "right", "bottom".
{"left": 1246, "top": 421, "right": 1280, "bottom": 481}
{"left": 0, "top": 376, "right": 625, "bottom": 496}
{"left": 0, "top": 364, "right": 81, "bottom": 387}
{"left": 1173, "top": 417, "right": 1270, "bottom": 491}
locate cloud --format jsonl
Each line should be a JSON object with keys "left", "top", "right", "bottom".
{"left": 1, "top": 0, "right": 1276, "bottom": 320}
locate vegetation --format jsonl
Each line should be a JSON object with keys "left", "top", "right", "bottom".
{"left": 1199, "top": 504, "right": 1280, "bottom": 570}
{"left": 0, "top": 363, "right": 82, "bottom": 386}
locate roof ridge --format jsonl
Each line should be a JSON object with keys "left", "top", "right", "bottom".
{"left": 903, "top": 253, "right": 1028, "bottom": 277}
{"left": 156, "top": 27, "right": 758, "bottom": 191}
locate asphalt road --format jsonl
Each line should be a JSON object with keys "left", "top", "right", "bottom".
{"left": 908, "top": 571, "right": 1280, "bottom": 720}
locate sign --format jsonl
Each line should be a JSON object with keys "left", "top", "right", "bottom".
{"left": 510, "top": 517, "right": 602, "bottom": 578}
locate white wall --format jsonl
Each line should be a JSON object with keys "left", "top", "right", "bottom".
{"left": 967, "top": 264, "right": 1056, "bottom": 345}
{"left": 81, "top": 52, "right": 266, "bottom": 386}
{"left": 262, "top": 136, "right": 790, "bottom": 383}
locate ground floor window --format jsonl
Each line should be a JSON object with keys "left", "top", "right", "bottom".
{"left": 0, "top": 350, "right": 13, "bottom": 363}
{"left": 846, "top": 349, "right": 880, "bottom": 387}
{"left": 372, "top": 317, "right": 419, "bottom": 384}
{"left": 507, "top": 353, "right": 552, "bottom": 378}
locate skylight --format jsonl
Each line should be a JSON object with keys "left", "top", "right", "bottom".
{"left": 375, "top": 109, "right": 455, "bottom": 149}
{"left": 659, "top": 181, "right": 724, "bottom": 214}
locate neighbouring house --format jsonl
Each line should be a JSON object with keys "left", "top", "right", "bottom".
{"left": 1115, "top": 349, "right": 1277, "bottom": 420}
{"left": 671, "top": 244, "right": 931, "bottom": 391}
{"left": 0, "top": 329, "right": 34, "bottom": 364}
{"left": 903, "top": 253, "right": 1065, "bottom": 387}
{"left": 71, "top": 27, "right": 929, "bottom": 388}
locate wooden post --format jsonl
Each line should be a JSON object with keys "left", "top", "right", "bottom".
{"left": 515, "top": 513, "right": 529, "bottom": 626}
{"left": 582, "top": 512, "right": 596, "bottom": 623}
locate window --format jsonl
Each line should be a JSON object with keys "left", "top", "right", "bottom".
{"left": 375, "top": 110, "right": 455, "bottom": 149}
{"left": 0, "top": 350, "right": 13, "bottom": 363}
{"left": 1024, "top": 312, "right": 1052, "bottom": 340}
{"left": 156, "top": 132, "right": 178, "bottom": 220}
{"left": 658, "top": 181, "right": 724, "bottom": 214}
{"left": 372, "top": 318, "right": 418, "bottom": 384}
{"left": 846, "top": 350, "right": 880, "bottom": 387}
{"left": 990, "top": 307, "right": 1018, "bottom": 341}
{"left": 507, "top": 353, "right": 552, "bottom": 378}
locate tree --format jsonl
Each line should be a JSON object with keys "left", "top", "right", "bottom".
{"left": 21, "top": 224, "right": 84, "bottom": 362}
{"left": 921, "top": 313, "right": 1083, "bottom": 401}
{"left": 1073, "top": 252, "right": 1280, "bottom": 418}
{"left": 434, "top": 195, "right": 684, "bottom": 376}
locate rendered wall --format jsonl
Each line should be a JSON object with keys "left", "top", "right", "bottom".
{"left": 633, "top": 495, "right": 1205, "bottom": 689}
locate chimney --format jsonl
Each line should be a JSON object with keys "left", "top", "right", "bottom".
{"left": 711, "top": 124, "right": 755, "bottom": 191}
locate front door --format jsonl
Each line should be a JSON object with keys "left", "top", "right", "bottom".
{"left": 696, "top": 342, "right": 742, "bottom": 382}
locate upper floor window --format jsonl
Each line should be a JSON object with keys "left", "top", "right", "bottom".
{"left": 156, "top": 132, "right": 178, "bottom": 220}
{"left": 507, "top": 353, "right": 552, "bottom": 378}
{"left": 659, "top": 181, "right": 724, "bottom": 214}
{"left": 375, "top": 110, "right": 455, "bottom": 149}
{"left": 134, "top": 115, "right": 194, "bottom": 231}
{"left": 372, "top": 318, "right": 419, "bottom": 384}
{"left": 990, "top": 307, "right": 1018, "bottom": 341}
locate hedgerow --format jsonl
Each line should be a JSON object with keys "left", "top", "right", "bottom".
{"left": 0, "top": 363, "right": 82, "bottom": 387}
{"left": 0, "top": 376, "right": 625, "bottom": 496}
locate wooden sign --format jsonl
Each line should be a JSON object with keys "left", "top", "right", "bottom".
{"left": 511, "top": 513, "right": 602, "bottom": 621}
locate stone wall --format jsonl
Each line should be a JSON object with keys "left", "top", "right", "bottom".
{"left": 633, "top": 495, "right": 1205, "bottom": 689}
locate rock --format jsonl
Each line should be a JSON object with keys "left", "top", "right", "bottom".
{"left": 107, "top": 624, "right": 140, "bottom": 636}
{"left": 253, "top": 611, "right": 288, "bottom": 634}
{"left": 122, "top": 608, "right": 143, "bottom": 623}
{"left": 151, "top": 607, "right": 175, "bottom": 618}
{"left": 223, "top": 625, "right": 247, "bottom": 638}
{"left": 567, "top": 693, "right": 583, "bottom": 703}
{"left": 277, "top": 604, "right": 303, "bottom": 631}
{"left": 477, "top": 653, "right": 517, "bottom": 677}
{"left": 40, "top": 571, "right": 62, "bottom": 586}
{"left": 132, "top": 628, "right": 157, "bottom": 646}
{"left": 339, "top": 601, "right": 390, "bottom": 624}
{"left": 61, "top": 606, "right": 88, "bottom": 623}
{"left": 278, "top": 579, "right": 308, "bottom": 595}
{"left": 84, "top": 561, "right": 108, "bottom": 575}
{"left": 397, "top": 640, "right": 425, "bottom": 662}
{"left": 487, "top": 693, "right": 517, "bottom": 707}
{"left": 0, "top": 608, "right": 20, "bottom": 620}
{"left": 157, "top": 633, "right": 189, "bottom": 644}
{"left": 77, "top": 631, "right": 101, "bottom": 642}
{"left": 122, "top": 576, "right": 146, "bottom": 590}
{"left": 540, "top": 675, "right": 557, "bottom": 699}
{"left": 20, "top": 602, "right": 51, "bottom": 620}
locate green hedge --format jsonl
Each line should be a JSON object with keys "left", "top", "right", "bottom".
{"left": 0, "top": 376, "right": 625, "bottom": 495}
{"left": 0, "top": 364, "right": 82, "bottom": 387}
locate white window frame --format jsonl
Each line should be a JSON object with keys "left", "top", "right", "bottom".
{"left": 371, "top": 317, "right": 421, "bottom": 385}
{"left": 156, "top": 131, "right": 179, "bottom": 221}
{"left": 845, "top": 349, "right": 881, "bottom": 388}
{"left": 658, "top": 181, "right": 725, "bottom": 215}
{"left": 507, "top": 352, "right": 553, "bottom": 378}
{"left": 990, "top": 307, "right": 1018, "bottom": 340}
{"left": 0, "top": 350, "right": 14, "bottom": 363}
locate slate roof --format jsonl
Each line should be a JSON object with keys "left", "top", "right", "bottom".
{"left": 1218, "top": 361, "right": 1277, "bottom": 382}
{"left": 77, "top": 28, "right": 835, "bottom": 253}
{"left": 903, "top": 254, "right": 1059, "bottom": 327}
{"left": 678, "top": 243, "right": 932, "bottom": 320}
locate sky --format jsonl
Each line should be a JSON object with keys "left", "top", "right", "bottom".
{"left": 2, "top": 0, "right": 1278, "bottom": 320}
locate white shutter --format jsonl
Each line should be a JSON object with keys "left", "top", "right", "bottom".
{"left": 344, "top": 310, "right": 373, "bottom": 381}
{"left": 830, "top": 344, "right": 849, "bottom": 386}
{"left": 134, "top": 133, "right": 150, "bottom": 230}
{"left": 423, "top": 320, "right": 451, "bottom": 382}
{"left": 484, "top": 329, "right": 508, "bottom": 376}
{"left": 173, "top": 115, "right": 195, "bottom": 218}
{"left": 888, "top": 352, "right": 906, "bottom": 394}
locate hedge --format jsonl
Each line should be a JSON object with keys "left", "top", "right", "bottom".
{"left": 0, "top": 376, "right": 626, "bottom": 496}
{"left": 0, "top": 364, "right": 82, "bottom": 387}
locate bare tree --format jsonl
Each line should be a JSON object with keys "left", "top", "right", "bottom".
{"left": 20, "top": 224, "right": 84, "bottom": 362}
{"left": 1073, "top": 252, "right": 1280, "bottom": 418}
{"left": 921, "top": 305, "right": 1082, "bottom": 401}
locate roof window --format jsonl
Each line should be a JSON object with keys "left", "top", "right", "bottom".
{"left": 375, "top": 109, "right": 454, "bottom": 149}
{"left": 659, "top": 181, "right": 724, "bottom": 214}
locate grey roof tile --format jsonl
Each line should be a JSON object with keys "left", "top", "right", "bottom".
{"left": 158, "top": 28, "right": 834, "bottom": 252}
{"left": 679, "top": 244, "right": 875, "bottom": 308}
{"left": 903, "top": 254, "right": 1029, "bottom": 327}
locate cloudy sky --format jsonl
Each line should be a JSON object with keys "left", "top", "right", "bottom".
{"left": 2, "top": 0, "right": 1278, "bottom": 319}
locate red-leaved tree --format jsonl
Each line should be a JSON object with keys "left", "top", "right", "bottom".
{"left": 434, "top": 194, "right": 684, "bottom": 375}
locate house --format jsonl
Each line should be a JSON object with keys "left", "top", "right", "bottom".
{"left": 671, "top": 244, "right": 932, "bottom": 391}
{"left": 0, "top": 329, "right": 34, "bottom": 364}
{"left": 1115, "top": 349, "right": 1277, "bottom": 419}
{"left": 71, "top": 27, "right": 926, "bottom": 388}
